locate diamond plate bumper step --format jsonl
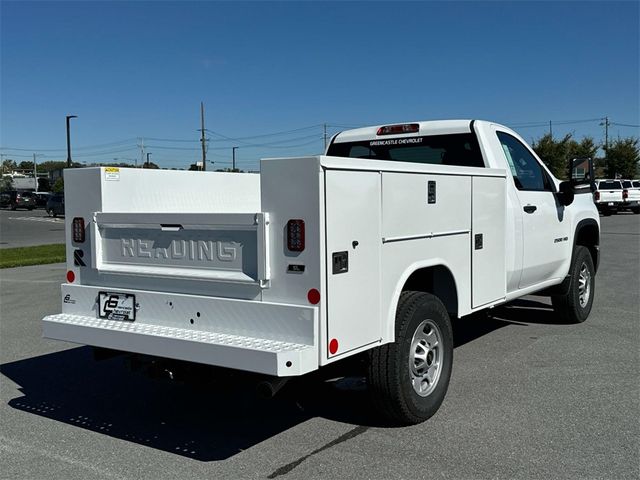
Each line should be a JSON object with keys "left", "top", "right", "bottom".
{"left": 43, "top": 313, "right": 317, "bottom": 376}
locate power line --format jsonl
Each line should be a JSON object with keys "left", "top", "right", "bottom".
{"left": 611, "top": 122, "right": 640, "bottom": 128}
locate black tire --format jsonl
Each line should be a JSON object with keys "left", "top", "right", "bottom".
{"left": 10, "top": 203, "right": 16, "bottom": 211}
{"left": 367, "top": 291, "right": 453, "bottom": 425}
{"left": 602, "top": 209, "right": 611, "bottom": 216}
{"left": 552, "top": 246, "right": 595, "bottom": 323}
{"left": 632, "top": 207, "right": 640, "bottom": 214}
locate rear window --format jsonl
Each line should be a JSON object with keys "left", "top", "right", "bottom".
{"left": 599, "top": 181, "right": 622, "bottom": 189}
{"left": 633, "top": 181, "right": 640, "bottom": 188}
{"left": 622, "top": 181, "right": 632, "bottom": 188}
{"left": 21, "top": 192, "right": 34, "bottom": 198}
{"left": 327, "top": 133, "right": 485, "bottom": 168}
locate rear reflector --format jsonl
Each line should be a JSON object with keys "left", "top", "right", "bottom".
{"left": 376, "top": 123, "right": 419, "bottom": 136}
{"left": 287, "top": 219, "right": 305, "bottom": 252}
{"left": 66, "top": 270, "right": 75, "bottom": 283}
{"left": 307, "top": 288, "right": 320, "bottom": 305}
{"left": 72, "top": 217, "right": 85, "bottom": 243}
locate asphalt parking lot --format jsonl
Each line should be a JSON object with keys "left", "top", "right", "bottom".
{"left": 0, "top": 214, "right": 638, "bottom": 480}
{"left": 0, "top": 208, "right": 65, "bottom": 249}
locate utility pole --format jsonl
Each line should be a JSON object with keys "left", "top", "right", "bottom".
{"left": 66, "top": 115, "right": 77, "bottom": 167}
{"left": 139, "top": 137, "right": 145, "bottom": 168}
{"left": 146, "top": 152, "right": 151, "bottom": 168}
{"left": 33, "top": 153, "right": 40, "bottom": 192}
{"left": 323, "top": 123, "right": 328, "bottom": 150}
{"left": 232, "top": 147, "right": 238, "bottom": 171}
{"left": 549, "top": 120, "right": 553, "bottom": 138}
{"left": 200, "top": 102, "right": 207, "bottom": 171}
{"left": 601, "top": 116, "right": 610, "bottom": 152}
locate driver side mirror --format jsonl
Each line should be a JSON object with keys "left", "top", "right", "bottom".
{"left": 569, "top": 157, "right": 596, "bottom": 192}
{"left": 557, "top": 181, "right": 575, "bottom": 206}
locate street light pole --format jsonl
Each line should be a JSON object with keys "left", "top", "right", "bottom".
{"left": 33, "top": 153, "right": 44, "bottom": 192}
{"left": 232, "top": 147, "right": 238, "bottom": 171}
{"left": 146, "top": 152, "right": 151, "bottom": 168}
{"left": 66, "top": 115, "right": 77, "bottom": 167}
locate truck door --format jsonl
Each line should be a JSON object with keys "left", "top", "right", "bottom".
{"left": 494, "top": 131, "right": 572, "bottom": 288}
{"left": 325, "top": 169, "right": 381, "bottom": 358}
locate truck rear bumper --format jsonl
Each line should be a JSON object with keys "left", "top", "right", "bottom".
{"left": 43, "top": 284, "right": 318, "bottom": 377}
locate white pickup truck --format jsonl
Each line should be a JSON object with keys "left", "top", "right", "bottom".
{"left": 43, "top": 120, "right": 600, "bottom": 425}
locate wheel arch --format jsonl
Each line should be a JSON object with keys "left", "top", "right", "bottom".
{"left": 387, "top": 262, "right": 460, "bottom": 342}
{"left": 574, "top": 219, "right": 600, "bottom": 272}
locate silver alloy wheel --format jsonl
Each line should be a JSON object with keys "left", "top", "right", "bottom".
{"left": 409, "top": 319, "right": 443, "bottom": 397}
{"left": 578, "top": 262, "right": 591, "bottom": 308}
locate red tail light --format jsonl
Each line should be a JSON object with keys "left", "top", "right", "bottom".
{"left": 287, "top": 219, "right": 305, "bottom": 252}
{"left": 376, "top": 123, "right": 420, "bottom": 136}
{"left": 72, "top": 217, "right": 85, "bottom": 243}
{"left": 595, "top": 191, "right": 600, "bottom": 201}
{"left": 623, "top": 189, "right": 629, "bottom": 200}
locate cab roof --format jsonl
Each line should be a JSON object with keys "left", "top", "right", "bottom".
{"left": 332, "top": 120, "right": 476, "bottom": 144}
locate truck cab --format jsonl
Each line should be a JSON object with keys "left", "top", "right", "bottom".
{"left": 327, "top": 120, "right": 599, "bottom": 297}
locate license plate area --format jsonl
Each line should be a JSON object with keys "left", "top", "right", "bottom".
{"left": 98, "top": 292, "right": 136, "bottom": 321}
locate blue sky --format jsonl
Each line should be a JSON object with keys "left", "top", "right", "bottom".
{"left": 1, "top": 1, "right": 638, "bottom": 170}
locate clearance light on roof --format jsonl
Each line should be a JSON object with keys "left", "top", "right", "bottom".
{"left": 376, "top": 123, "right": 420, "bottom": 136}
{"left": 287, "top": 219, "right": 305, "bottom": 252}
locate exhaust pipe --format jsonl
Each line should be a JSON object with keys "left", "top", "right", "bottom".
{"left": 256, "top": 376, "right": 289, "bottom": 399}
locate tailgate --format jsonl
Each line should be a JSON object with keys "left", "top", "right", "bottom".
{"left": 92, "top": 212, "right": 270, "bottom": 286}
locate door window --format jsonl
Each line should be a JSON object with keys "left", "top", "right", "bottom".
{"left": 497, "top": 132, "right": 551, "bottom": 191}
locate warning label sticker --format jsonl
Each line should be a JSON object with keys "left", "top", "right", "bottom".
{"left": 105, "top": 167, "right": 120, "bottom": 181}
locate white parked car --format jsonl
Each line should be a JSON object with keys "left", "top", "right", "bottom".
{"left": 620, "top": 180, "right": 640, "bottom": 214}
{"left": 594, "top": 179, "right": 624, "bottom": 215}
{"left": 43, "top": 120, "right": 599, "bottom": 424}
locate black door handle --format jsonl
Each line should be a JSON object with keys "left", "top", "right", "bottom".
{"left": 523, "top": 205, "right": 537, "bottom": 214}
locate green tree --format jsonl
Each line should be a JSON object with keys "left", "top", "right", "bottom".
{"left": 18, "top": 161, "right": 34, "bottom": 170}
{"left": 532, "top": 133, "right": 574, "bottom": 178}
{"left": 52, "top": 178, "right": 64, "bottom": 193}
{"left": 605, "top": 137, "right": 639, "bottom": 178}
{"left": 0, "top": 176, "right": 13, "bottom": 191}
{"left": 570, "top": 136, "right": 598, "bottom": 161}
{"left": 36, "top": 161, "right": 67, "bottom": 173}
{"left": 2, "top": 159, "right": 17, "bottom": 174}
{"left": 532, "top": 134, "right": 599, "bottom": 179}
{"left": 38, "top": 177, "right": 51, "bottom": 191}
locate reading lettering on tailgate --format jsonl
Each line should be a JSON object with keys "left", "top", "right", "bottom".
{"left": 102, "top": 229, "right": 255, "bottom": 275}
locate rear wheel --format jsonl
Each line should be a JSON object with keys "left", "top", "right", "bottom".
{"left": 367, "top": 291, "right": 453, "bottom": 425}
{"left": 552, "top": 246, "right": 595, "bottom": 323}
{"left": 632, "top": 207, "right": 640, "bottom": 214}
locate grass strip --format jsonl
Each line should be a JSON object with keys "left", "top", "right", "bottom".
{"left": 0, "top": 244, "right": 66, "bottom": 269}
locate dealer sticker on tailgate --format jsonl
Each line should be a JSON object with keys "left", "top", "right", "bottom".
{"left": 98, "top": 292, "right": 136, "bottom": 321}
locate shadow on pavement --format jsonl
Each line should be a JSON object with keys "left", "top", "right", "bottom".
{"left": 1, "top": 296, "right": 564, "bottom": 462}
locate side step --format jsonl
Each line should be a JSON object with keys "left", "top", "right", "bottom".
{"left": 43, "top": 314, "right": 317, "bottom": 376}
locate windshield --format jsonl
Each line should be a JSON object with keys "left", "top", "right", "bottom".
{"left": 327, "top": 133, "right": 485, "bottom": 168}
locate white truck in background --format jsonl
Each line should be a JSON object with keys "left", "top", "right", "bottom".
{"left": 43, "top": 120, "right": 600, "bottom": 424}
